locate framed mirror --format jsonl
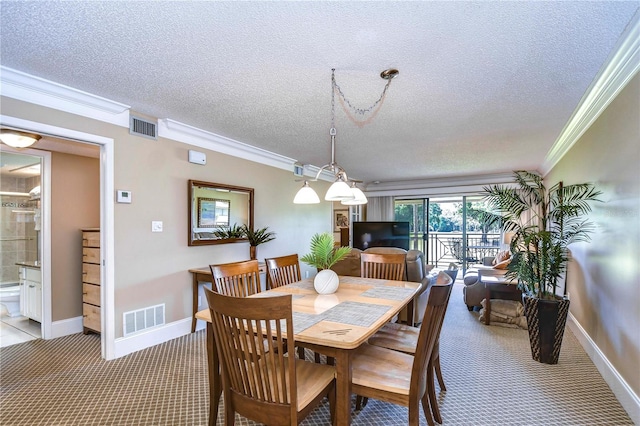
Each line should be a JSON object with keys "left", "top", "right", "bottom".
{"left": 188, "top": 180, "right": 254, "bottom": 246}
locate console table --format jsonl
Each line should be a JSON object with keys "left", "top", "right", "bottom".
{"left": 188, "top": 263, "right": 267, "bottom": 332}
{"left": 480, "top": 275, "right": 521, "bottom": 325}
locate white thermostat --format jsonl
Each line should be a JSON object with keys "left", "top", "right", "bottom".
{"left": 188, "top": 150, "right": 207, "bottom": 165}
{"left": 116, "top": 190, "right": 132, "bottom": 203}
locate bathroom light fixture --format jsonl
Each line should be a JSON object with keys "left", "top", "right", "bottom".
{"left": 0, "top": 130, "right": 41, "bottom": 148}
{"left": 293, "top": 68, "right": 398, "bottom": 205}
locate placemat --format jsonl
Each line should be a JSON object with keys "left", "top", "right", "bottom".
{"left": 275, "top": 311, "right": 323, "bottom": 335}
{"left": 360, "top": 286, "right": 417, "bottom": 301}
{"left": 321, "top": 301, "right": 392, "bottom": 328}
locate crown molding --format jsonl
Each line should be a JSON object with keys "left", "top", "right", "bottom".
{"left": 541, "top": 11, "right": 640, "bottom": 176}
{"left": 364, "top": 172, "right": 517, "bottom": 198}
{"left": 159, "top": 118, "right": 334, "bottom": 181}
{"left": 0, "top": 66, "right": 130, "bottom": 127}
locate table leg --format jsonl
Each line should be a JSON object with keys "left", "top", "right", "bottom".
{"left": 406, "top": 298, "right": 415, "bottom": 327}
{"left": 334, "top": 349, "right": 352, "bottom": 425}
{"left": 192, "top": 274, "right": 199, "bottom": 333}
{"left": 206, "top": 322, "right": 221, "bottom": 426}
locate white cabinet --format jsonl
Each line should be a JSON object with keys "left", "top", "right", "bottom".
{"left": 19, "top": 267, "right": 42, "bottom": 322}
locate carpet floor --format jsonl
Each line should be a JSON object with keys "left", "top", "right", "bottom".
{"left": 0, "top": 283, "right": 634, "bottom": 425}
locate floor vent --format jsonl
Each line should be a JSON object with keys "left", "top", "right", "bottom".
{"left": 129, "top": 115, "right": 157, "bottom": 140}
{"left": 123, "top": 304, "right": 165, "bottom": 336}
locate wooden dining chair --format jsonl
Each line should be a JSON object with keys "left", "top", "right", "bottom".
{"left": 265, "top": 254, "right": 323, "bottom": 363}
{"left": 265, "top": 254, "right": 302, "bottom": 290}
{"left": 366, "top": 271, "right": 454, "bottom": 423}
{"left": 209, "top": 259, "right": 261, "bottom": 297}
{"left": 350, "top": 281, "right": 454, "bottom": 426}
{"left": 360, "top": 252, "right": 406, "bottom": 281}
{"left": 205, "top": 288, "right": 336, "bottom": 426}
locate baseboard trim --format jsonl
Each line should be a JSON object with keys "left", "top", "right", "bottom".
{"left": 50, "top": 316, "right": 83, "bottom": 339}
{"left": 113, "top": 317, "right": 205, "bottom": 359}
{"left": 568, "top": 313, "right": 640, "bottom": 424}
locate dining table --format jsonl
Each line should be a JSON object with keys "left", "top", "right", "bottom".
{"left": 195, "top": 275, "right": 421, "bottom": 426}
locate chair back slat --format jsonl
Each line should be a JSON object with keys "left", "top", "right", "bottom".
{"left": 210, "top": 259, "right": 261, "bottom": 297}
{"left": 206, "top": 289, "right": 296, "bottom": 408}
{"left": 410, "top": 282, "right": 453, "bottom": 396}
{"left": 265, "top": 254, "right": 302, "bottom": 289}
{"left": 361, "top": 252, "right": 406, "bottom": 281}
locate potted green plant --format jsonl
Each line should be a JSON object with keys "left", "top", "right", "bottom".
{"left": 483, "top": 171, "right": 601, "bottom": 364}
{"left": 213, "top": 223, "right": 245, "bottom": 240}
{"left": 241, "top": 225, "right": 276, "bottom": 260}
{"left": 300, "top": 232, "right": 351, "bottom": 294}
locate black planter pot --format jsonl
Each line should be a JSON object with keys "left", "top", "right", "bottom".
{"left": 522, "top": 294, "right": 570, "bottom": 364}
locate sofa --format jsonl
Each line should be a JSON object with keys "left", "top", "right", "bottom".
{"left": 462, "top": 250, "right": 512, "bottom": 310}
{"left": 330, "top": 246, "right": 436, "bottom": 325}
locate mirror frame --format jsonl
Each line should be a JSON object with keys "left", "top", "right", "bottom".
{"left": 188, "top": 179, "right": 254, "bottom": 246}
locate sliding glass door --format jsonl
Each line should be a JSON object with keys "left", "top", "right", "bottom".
{"left": 395, "top": 195, "right": 502, "bottom": 274}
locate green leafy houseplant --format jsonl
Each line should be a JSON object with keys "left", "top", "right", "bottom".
{"left": 241, "top": 225, "right": 276, "bottom": 247}
{"left": 300, "top": 232, "right": 351, "bottom": 270}
{"left": 213, "top": 223, "right": 245, "bottom": 239}
{"left": 484, "top": 171, "right": 601, "bottom": 299}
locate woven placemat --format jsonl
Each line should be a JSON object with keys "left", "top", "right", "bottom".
{"left": 360, "top": 286, "right": 416, "bottom": 301}
{"left": 321, "top": 301, "right": 392, "bottom": 327}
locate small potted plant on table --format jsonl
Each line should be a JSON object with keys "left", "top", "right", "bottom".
{"left": 300, "top": 232, "right": 351, "bottom": 294}
{"left": 241, "top": 225, "right": 276, "bottom": 260}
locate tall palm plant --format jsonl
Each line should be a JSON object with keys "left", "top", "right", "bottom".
{"left": 484, "top": 171, "right": 601, "bottom": 299}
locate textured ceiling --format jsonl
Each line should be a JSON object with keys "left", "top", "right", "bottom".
{"left": 1, "top": 2, "right": 638, "bottom": 184}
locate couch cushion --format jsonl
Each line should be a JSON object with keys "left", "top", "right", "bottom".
{"left": 492, "top": 250, "right": 511, "bottom": 265}
{"left": 492, "top": 258, "right": 511, "bottom": 269}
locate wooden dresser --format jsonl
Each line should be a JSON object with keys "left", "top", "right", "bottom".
{"left": 81, "top": 228, "right": 101, "bottom": 334}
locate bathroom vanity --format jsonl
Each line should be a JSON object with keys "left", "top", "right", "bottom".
{"left": 16, "top": 262, "right": 41, "bottom": 322}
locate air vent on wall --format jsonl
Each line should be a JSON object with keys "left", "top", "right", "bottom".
{"left": 123, "top": 303, "right": 165, "bottom": 336}
{"left": 129, "top": 115, "right": 157, "bottom": 140}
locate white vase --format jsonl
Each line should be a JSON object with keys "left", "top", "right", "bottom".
{"left": 313, "top": 269, "right": 339, "bottom": 294}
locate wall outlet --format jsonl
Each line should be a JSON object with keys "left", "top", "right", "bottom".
{"left": 198, "top": 296, "right": 202, "bottom": 307}
{"left": 305, "top": 270, "right": 309, "bottom": 278}
{"left": 151, "top": 221, "right": 163, "bottom": 232}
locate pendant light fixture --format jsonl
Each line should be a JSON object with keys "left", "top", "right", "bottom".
{"left": 293, "top": 68, "right": 398, "bottom": 205}
{"left": 0, "top": 130, "right": 41, "bottom": 148}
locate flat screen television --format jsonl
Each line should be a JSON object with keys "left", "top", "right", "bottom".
{"left": 352, "top": 221, "right": 410, "bottom": 250}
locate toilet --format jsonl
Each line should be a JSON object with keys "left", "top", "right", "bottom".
{"left": 0, "top": 284, "right": 21, "bottom": 317}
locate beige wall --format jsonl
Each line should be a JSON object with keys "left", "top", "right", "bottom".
{"left": 51, "top": 152, "right": 100, "bottom": 321}
{"left": 545, "top": 73, "right": 640, "bottom": 396}
{"left": 1, "top": 96, "right": 332, "bottom": 338}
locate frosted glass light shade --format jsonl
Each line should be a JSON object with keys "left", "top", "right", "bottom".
{"left": 0, "top": 131, "right": 40, "bottom": 148}
{"left": 325, "top": 180, "right": 354, "bottom": 201}
{"left": 293, "top": 182, "right": 320, "bottom": 204}
{"left": 341, "top": 186, "right": 368, "bottom": 205}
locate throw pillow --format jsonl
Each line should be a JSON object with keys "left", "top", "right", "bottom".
{"left": 492, "top": 250, "right": 511, "bottom": 265}
{"left": 493, "top": 259, "right": 511, "bottom": 269}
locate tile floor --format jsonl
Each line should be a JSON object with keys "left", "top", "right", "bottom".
{"left": 0, "top": 314, "right": 41, "bottom": 348}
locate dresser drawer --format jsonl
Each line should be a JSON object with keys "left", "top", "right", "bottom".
{"left": 82, "top": 247, "right": 101, "bottom": 264}
{"left": 82, "top": 283, "right": 100, "bottom": 306}
{"left": 82, "top": 231, "right": 100, "bottom": 248}
{"left": 82, "top": 262, "right": 101, "bottom": 285}
{"left": 83, "top": 303, "right": 101, "bottom": 332}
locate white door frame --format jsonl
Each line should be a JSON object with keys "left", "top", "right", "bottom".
{"left": 0, "top": 115, "right": 116, "bottom": 360}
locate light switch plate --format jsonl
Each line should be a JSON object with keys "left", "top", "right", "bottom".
{"left": 116, "top": 190, "right": 132, "bottom": 203}
{"left": 151, "top": 221, "right": 163, "bottom": 232}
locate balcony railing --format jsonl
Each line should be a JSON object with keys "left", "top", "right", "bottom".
{"left": 408, "top": 232, "right": 502, "bottom": 269}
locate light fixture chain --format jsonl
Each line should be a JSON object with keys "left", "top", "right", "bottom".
{"left": 333, "top": 76, "right": 393, "bottom": 117}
